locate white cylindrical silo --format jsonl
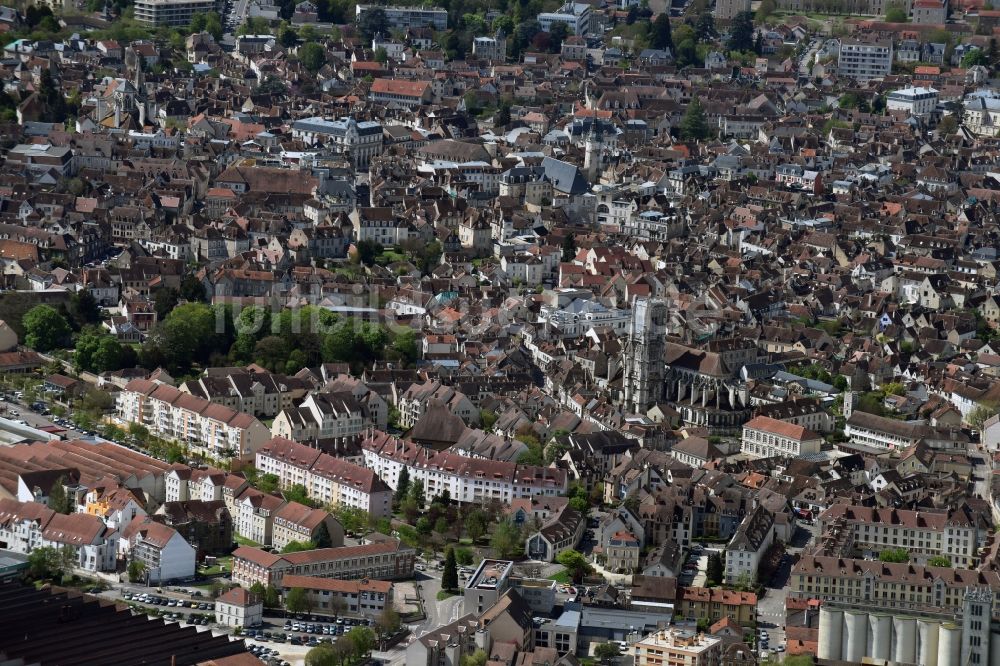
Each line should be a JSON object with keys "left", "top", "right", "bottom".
{"left": 917, "top": 618, "right": 940, "bottom": 666}
{"left": 990, "top": 629, "right": 1000, "bottom": 666}
{"left": 818, "top": 607, "right": 844, "bottom": 661}
{"left": 816, "top": 606, "right": 844, "bottom": 661}
{"left": 938, "top": 622, "right": 961, "bottom": 666}
{"left": 869, "top": 614, "right": 893, "bottom": 661}
{"left": 893, "top": 616, "right": 917, "bottom": 664}
{"left": 843, "top": 610, "right": 869, "bottom": 663}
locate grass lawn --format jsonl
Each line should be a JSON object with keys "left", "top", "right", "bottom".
{"left": 547, "top": 569, "right": 571, "bottom": 584}
{"left": 234, "top": 535, "right": 261, "bottom": 547}
{"left": 436, "top": 589, "right": 459, "bottom": 601}
{"left": 199, "top": 555, "right": 232, "bottom": 576}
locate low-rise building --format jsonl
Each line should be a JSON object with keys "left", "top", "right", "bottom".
{"left": 120, "top": 515, "right": 197, "bottom": 584}
{"left": 725, "top": 504, "right": 774, "bottom": 585}
{"left": 634, "top": 628, "right": 724, "bottom": 666}
{"left": 741, "top": 415, "right": 823, "bottom": 459}
{"left": 887, "top": 86, "right": 939, "bottom": 118}
{"left": 676, "top": 587, "right": 757, "bottom": 625}
{"left": 0, "top": 499, "right": 118, "bottom": 573}
{"left": 215, "top": 586, "right": 263, "bottom": 629}
{"left": 280, "top": 574, "right": 393, "bottom": 616}
{"left": 231, "top": 539, "right": 416, "bottom": 588}
{"left": 271, "top": 502, "right": 345, "bottom": 551}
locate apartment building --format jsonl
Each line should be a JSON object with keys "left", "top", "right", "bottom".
{"left": 361, "top": 430, "right": 568, "bottom": 505}
{"left": 165, "top": 466, "right": 227, "bottom": 503}
{"left": 232, "top": 487, "right": 285, "bottom": 546}
{"left": 231, "top": 540, "right": 416, "bottom": 588}
{"left": 118, "top": 378, "right": 271, "bottom": 462}
{"left": 133, "top": 0, "right": 222, "bottom": 26}
{"left": 0, "top": 499, "right": 118, "bottom": 573}
{"left": 279, "top": 574, "right": 393, "bottom": 616}
{"left": 255, "top": 437, "right": 392, "bottom": 517}
{"left": 741, "top": 415, "right": 823, "bottom": 459}
{"left": 537, "top": 2, "right": 592, "bottom": 35}
{"left": 676, "top": 587, "right": 757, "bottom": 625}
{"left": 792, "top": 554, "right": 1000, "bottom": 616}
{"left": 289, "top": 117, "right": 384, "bottom": 169}
{"left": 844, "top": 410, "right": 923, "bottom": 450}
{"left": 180, "top": 369, "right": 309, "bottom": 419}
{"left": 270, "top": 392, "right": 365, "bottom": 442}
{"left": 887, "top": 86, "right": 939, "bottom": 118}
{"left": 725, "top": 504, "right": 774, "bottom": 585}
{"left": 715, "top": 0, "right": 750, "bottom": 18}
{"left": 819, "top": 503, "right": 982, "bottom": 567}
{"left": 355, "top": 4, "right": 448, "bottom": 30}
{"left": 634, "top": 629, "right": 723, "bottom": 666}
{"left": 397, "top": 380, "right": 478, "bottom": 428}
{"left": 271, "top": 502, "right": 345, "bottom": 551}
{"left": 119, "top": 515, "right": 196, "bottom": 584}
{"left": 838, "top": 39, "right": 893, "bottom": 81}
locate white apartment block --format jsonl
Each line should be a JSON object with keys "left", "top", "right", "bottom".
{"left": 271, "top": 392, "right": 365, "bottom": 442}
{"left": 887, "top": 86, "right": 939, "bottom": 118}
{"left": 355, "top": 4, "right": 448, "bottom": 30}
{"left": 537, "top": 2, "right": 592, "bottom": 35}
{"left": 634, "top": 629, "right": 723, "bottom": 666}
{"left": 838, "top": 39, "right": 893, "bottom": 81}
{"left": 361, "top": 430, "right": 568, "bottom": 505}
{"left": 119, "top": 516, "right": 197, "bottom": 584}
{"left": 256, "top": 438, "right": 392, "bottom": 517}
{"left": 844, "top": 410, "right": 922, "bottom": 450}
{"left": 741, "top": 415, "right": 823, "bottom": 459}
{"left": 820, "top": 503, "right": 982, "bottom": 567}
{"left": 289, "top": 117, "right": 384, "bottom": 169}
{"left": 118, "top": 378, "right": 271, "bottom": 462}
{"left": 134, "top": 0, "right": 222, "bottom": 26}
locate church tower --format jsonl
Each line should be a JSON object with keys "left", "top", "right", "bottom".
{"left": 623, "top": 297, "right": 668, "bottom": 414}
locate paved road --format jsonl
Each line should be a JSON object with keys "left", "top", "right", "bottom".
{"left": 756, "top": 522, "right": 820, "bottom": 660}
{"left": 0, "top": 398, "right": 91, "bottom": 441}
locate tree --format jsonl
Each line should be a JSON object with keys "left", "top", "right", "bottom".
{"left": 28, "top": 546, "right": 74, "bottom": 579}
{"left": 970, "top": 402, "right": 1000, "bottom": 430}
{"left": 47, "top": 476, "right": 71, "bottom": 514}
{"left": 299, "top": 42, "right": 326, "bottom": 72}
{"left": 679, "top": 97, "right": 712, "bottom": 141}
{"left": 69, "top": 290, "right": 101, "bottom": 327}
{"left": 490, "top": 518, "right": 522, "bottom": 559}
{"left": 335, "top": 505, "right": 370, "bottom": 534}
{"left": 23, "top": 305, "right": 71, "bottom": 352}
{"left": 695, "top": 12, "right": 716, "bottom": 42}
{"left": 285, "top": 587, "right": 312, "bottom": 613}
{"left": 38, "top": 69, "right": 68, "bottom": 124}
{"left": 408, "top": 479, "right": 426, "bottom": 509}
{"left": 594, "top": 642, "right": 621, "bottom": 664}
{"left": 254, "top": 473, "right": 279, "bottom": 493}
{"left": 885, "top": 2, "right": 908, "bottom": 21}
{"left": 157, "top": 302, "right": 216, "bottom": 372}
{"left": 879, "top": 548, "right": 909, "bottom": 563}
{"left": 375, "top": 606, "right": 401, "bottom": 643}
{"left": 282, "top": 540, "right": 317, "bottom": 553}
{"left": 928, "top": 556, "right": 951, "bottom": 567}
{"left": 461, "top": 650, "right": 488, "bottom": 666}
{"left": 756, "top": 0, "right": 776, "bottom": 21}
{"left": 548, "top": 21, "right": 570, "bottom": 52}
{"left": 305, "top": 643, "right": 338, "bottom": 666}
{"left": 345, "top": 626, "right": 376, "bottom": 659}
{"left": 154, "top": 288, "right": 180, "bottom": 322}
{"left": 358, "top": 7, "right": 388, "bottom": 40}
{"left": 561, "top": 233, "right": 577, "bottom": 262}
{"left": 127, "top": 558, "right": 147, "bottom": 583}
{"left": 278, "top": 22, "right": 299, "bottom": 47}
{"left": 556, "top": 549, "right": 592, "bottom": 582}
{"left": 249, "top": 581, "right": 280, "bottom": 607}
{"left": 963, "top": 48, "right": 987, "bottom": 68}
{"left": 727, "top": 11, "right": 755, "bottom": 53}
{"left": 355, "top": 239, "right": 384, "bottom": 266}
{"left": 494, "top": 100, "right": 512, "bottom": 128}
{"left": 442, "top": 546, "right": 459, "bottom": 591}
{"left": 938, "top": 115, "right": 958, "bottom": 135}
{"left": 180, "top": 274, "right": 207, "bottom": 302}
{"left": 314, "top": 520, "right": 333, "bottom": 548}
{"left": 394, "top": 467, "right": 411, "bottom": 506}
{"left": 375, "top": 46, "right": 388, "bottom": 63}
{"left": 76, "top": 328, "right": 129, "bottom": 374}
{"left": 465, "top": 509, "right": 488, "bottom": 542}
{"left": 707, "top": 552, "right": 724, "bottom": 584}
{"left": 651, "top": 13, "right": 673, "bottom": 50}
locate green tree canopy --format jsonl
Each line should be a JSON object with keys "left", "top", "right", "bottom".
{"left": 299, "top": 42, "right": 326, "bottom": 72}
{"left": 490, "top": 518, "right": 522, "bottom": 559}
{"left": 679, "top": 97, "right": 712, "bottom": 141}
{"left": 651, "top": 13, "right": 673, "bottom": 50}
{"left": 727, "top": 11, "right": 754, "bottom": 52}
{"left": 927, "top": 556, "right": 951, "bottom": 567}
{"left": 442, "top": 546, "right": 459, "bottom": 591}
{"left": 285, "top": 586, "right": 312, "bottom": 613}
{"left": 879, "top": 548, "right": 909, "bottom": 563}
{"left": 23, "top": 305, "right": 71, "bottom": 352}
{"left": 885, "top": 2, "right": 909, "bottom": 22}
{"left": 556, "top": 548, "right": 592, "bottom": 582}
{"left": 47, "top": 476, "right": 71, "bottom": 514}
